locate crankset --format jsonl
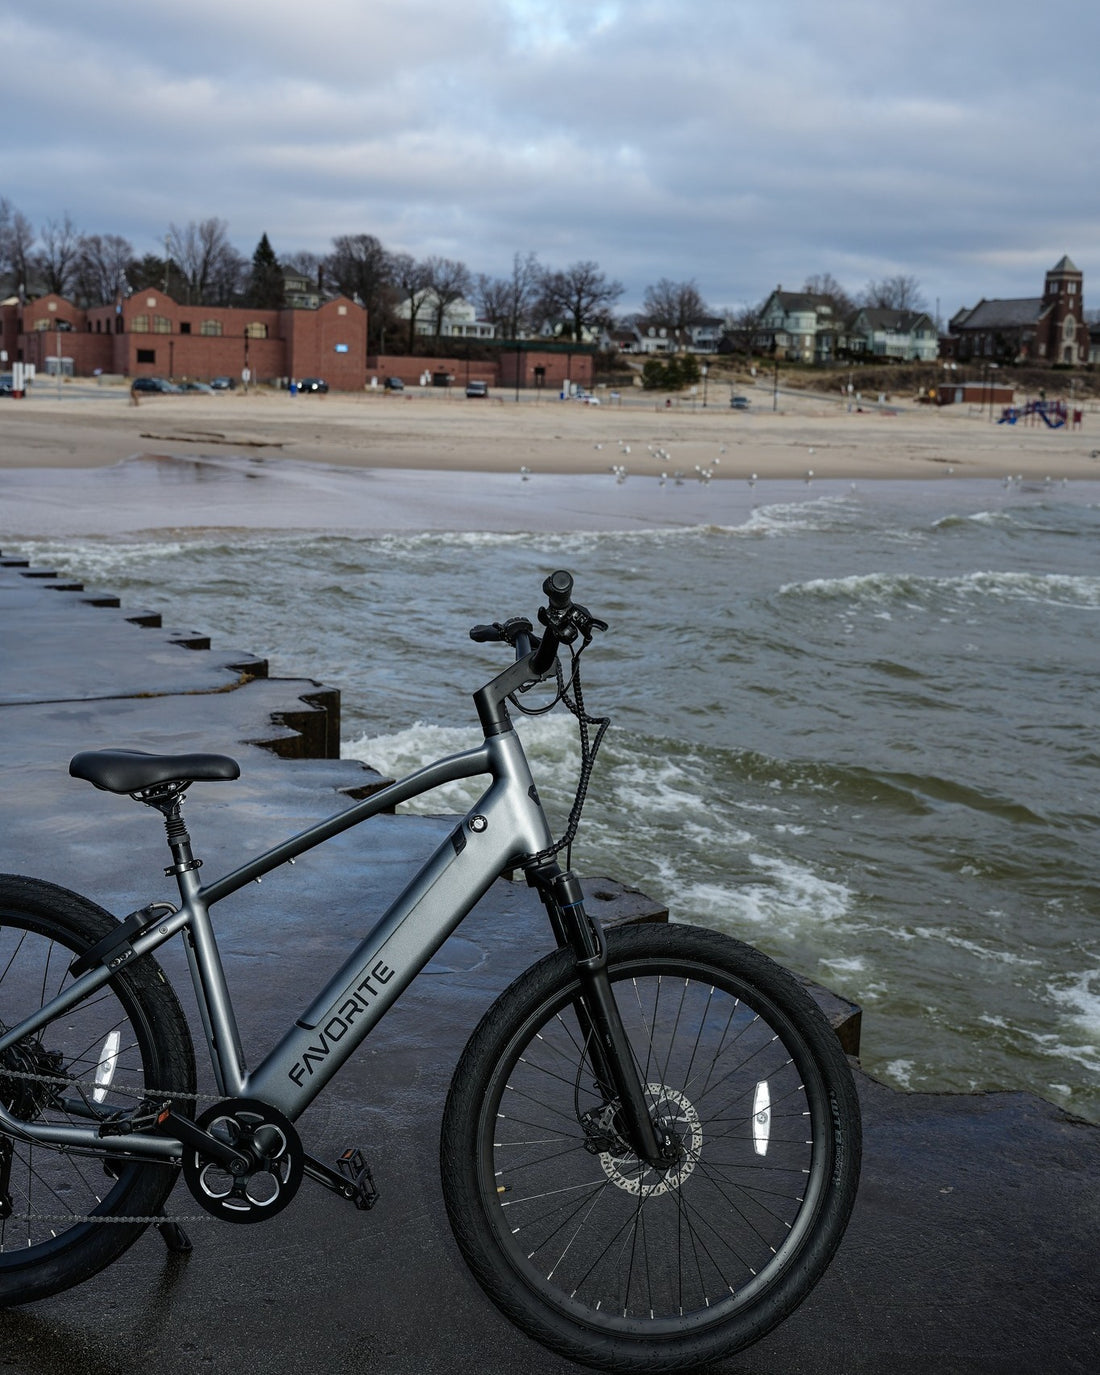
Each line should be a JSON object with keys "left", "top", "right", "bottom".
{"left": 181, "top": 1097, "right": 304, "bottom": 1224}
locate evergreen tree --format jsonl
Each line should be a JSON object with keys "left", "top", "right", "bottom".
{"left": 246, "top": 233, "right": 284, "bottom": 309}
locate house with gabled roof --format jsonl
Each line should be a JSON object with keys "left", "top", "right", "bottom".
{"left": 947, "top": 256, "right": 1087, "bottom": 364}
{"left": 845, "top": 307, "right": 939, "bottom": 361}
{"left": 754, "top": 289, "right": 838, "bottom": 362}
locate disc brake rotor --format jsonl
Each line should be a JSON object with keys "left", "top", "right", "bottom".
{"left": 598, "top": 1083, "right": 702, "bottom": 1198}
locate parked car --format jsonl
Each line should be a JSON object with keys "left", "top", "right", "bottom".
{"left": 0, "top": 373, "right": 13, "bottom": 397}
{"left": 181, "top": 381, "right": 215, "bottom": 394}
{"left": 383, "top": 377, "right": 405, "bottom": 391}
{"left": 465, "top": 380, "right": 489, "bottom": 398}
{"left": 730, "top": 395, "right": 751, "bottom": 410}
{"left": 130, "top": 377, "right": 181, "bottom": 394}
{"left": 298, "top": 377, "right": 329, "bottom": 393}
{"left": 210, "top": 376, "right": 235, "bottom": 390}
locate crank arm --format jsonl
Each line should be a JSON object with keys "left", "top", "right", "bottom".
{"left": 152, "top": 1108, "right": 251, "bottom": 1174}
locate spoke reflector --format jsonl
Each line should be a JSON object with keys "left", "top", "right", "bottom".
{"left": 93, "top": 1029, "right": 121, "bottom": 1103}
{"left": 752, "top": 1080, "right": 771, "bottom": 1156}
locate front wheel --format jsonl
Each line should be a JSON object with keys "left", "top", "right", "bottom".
{"left": 441, "top": 923, "right": 861, "bottom": 1372}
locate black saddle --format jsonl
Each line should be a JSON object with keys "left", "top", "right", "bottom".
{"left": 70, "top": 749, "right": 241, "bottom": 795}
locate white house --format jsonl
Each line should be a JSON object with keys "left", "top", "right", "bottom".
{"left": 755, "top": 289, "right": 837, "bottom": 362}
{"left": 603, "top": 316, "right": 726, "bottom": 356}
{"left": 846, "top": 308, "right": 938, "bottom": 361}
{"left": 392, "top": 292, "right": 496, "bottom": 340}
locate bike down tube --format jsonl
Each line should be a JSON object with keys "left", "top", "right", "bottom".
{"left": 0, "top": 742, "right": 505, "bottom": 1159}
{"left": 245, "top": 729, "right": 553, "bottom": 1118}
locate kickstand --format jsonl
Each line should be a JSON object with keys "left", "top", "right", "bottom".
{"left": 155, "top": 1216, "right": 193, "bottom": 1253}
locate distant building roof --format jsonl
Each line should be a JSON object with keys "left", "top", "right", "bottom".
{"left": 854, "top": 307, "right": 934, "bottom": 331}
{"left": 952, "top": 297, "right": 1046, "bottom": 331}
{"left": 1049, "top": 254, "right": 1080, "bottom": 275}
{"left": 769, "top": 291, "right": 833, "bottom": 314}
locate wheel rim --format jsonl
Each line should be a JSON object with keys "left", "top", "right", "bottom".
{"left": 0, "top": 916, "right": 163, "bottom": 1260}
{"left": 479, "top": 958, "right": 832, "bottom": 1334}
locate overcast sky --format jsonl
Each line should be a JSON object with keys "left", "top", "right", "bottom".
{"left": 3, "top": 0, "right": 1098, "bottom": 320}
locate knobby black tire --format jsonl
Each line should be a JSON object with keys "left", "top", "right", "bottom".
{"left": 441, "top": 923, "right": 861, "bottom": 1373}
{"left": 0, "top": 874, "right": 196, "bottom": 1305}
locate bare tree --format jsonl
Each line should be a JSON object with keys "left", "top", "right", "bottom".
{"left": 861, "top": 274, "right": 926, "bottom": 313}
{"left": 36, "top": 213, "right": 81, "bottom": 296}
{"left": 0, "top": 198, "right": 37, "bottom": 297}
{"left": 802, "top": 272, "right": 855, "bottom": 319}
{"left": 167, "top": 218, "right": 237, "bottom": 304}
{"left": 476, "top": 274, "right": 512, "bottom": 336}
{"left": 642, "top": 278, "right": 709, "bottom": 331}
{"left": 283, "top": 249, "right": 324, "bottom": 282}
{"left": 723, "top": 299, "right": 767, "bottom": 355}
{"left": 536, "top": 260, "right": 623, "bottom": 341}
{"left": 74, "top": 233, "right": 135, "bottom": 305}
{"left": 325, "top": 233, "right": 392, "bottom": 344}
{"left": 424, "top": 256, "right": 472, "bottom": 339}
{"left": 477, "top": 251, "right": 540, "bottom": 340}
{"left": 205, "top": 245, "right": 248, "bottom": 306}
{"left": 389, "top": 252, "right": 433, "bottom": 352}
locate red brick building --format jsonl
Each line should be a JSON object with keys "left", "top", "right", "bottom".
{"left": 2, "top": 290, "right": 368, "bottom": 390}
{"left": 369, "top": 346, "right": 594, "bottom": 392}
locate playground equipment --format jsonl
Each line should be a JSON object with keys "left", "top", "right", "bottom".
{"left": 998, "top": 399, "right": 1068, "bottom": 428}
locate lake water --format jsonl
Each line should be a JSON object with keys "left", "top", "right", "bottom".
{"left": 7, "top": 459, "right": 1099, "bottom": 1121}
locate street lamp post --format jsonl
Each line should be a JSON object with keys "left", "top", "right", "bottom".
{"left": 773, "top": 356, "right": 779, "bottom": 412}
{"left": 701, "top": 361, "right": 709, "bottom": 408}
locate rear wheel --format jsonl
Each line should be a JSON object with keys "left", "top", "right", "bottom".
{"left": 442, "top": 923, "right": 860, "bottom": 1372}
{"left": 0, "top": 874, "right": 196, "bottom": 1305}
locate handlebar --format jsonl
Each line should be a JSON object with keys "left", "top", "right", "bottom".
{"left": 469, "top": 570, "right": 605, "bottom": 674}
{"left": 468, "top": 571, "right": 607, "bottom": 735}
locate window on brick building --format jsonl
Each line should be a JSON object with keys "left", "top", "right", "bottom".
{"left": 244, "top": 322, "right": 268, "bottom": 339}
{"left": 132, "top": 315, "right": 149, "bottom": 333}
{"left": 180, "top": 321, "right": 191, "bottom": 335}
{"left": 137, "top": 348, "right": 155, "bottom": 364}
{"left": 152, "top": 315, "right": 171, "bottom": 334}
{"left": 200, "top": 320, "right": 222, "bottom": 337}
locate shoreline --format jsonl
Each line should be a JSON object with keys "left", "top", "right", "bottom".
{"left": 4, "top": 453, "right": 1098, "bottom": 541}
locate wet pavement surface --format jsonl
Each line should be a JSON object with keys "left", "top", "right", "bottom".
{"left": 0, "top": 560, "right": 1097, "bottom": 1374}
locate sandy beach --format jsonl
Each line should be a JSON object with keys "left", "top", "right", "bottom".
{"left": 2, "top": 378, "right": 1099, "bottom": 481}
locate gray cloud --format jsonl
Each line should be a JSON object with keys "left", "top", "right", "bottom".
{"left": 4, "top": 0, "right": 1098, "bottom": 317}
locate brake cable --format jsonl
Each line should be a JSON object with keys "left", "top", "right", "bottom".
{"left": 509, "top": 633, "right": 610, "bottom": 870}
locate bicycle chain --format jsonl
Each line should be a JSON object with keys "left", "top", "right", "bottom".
{"left": 1, "top": 1063, "right": 228, "bottom": 1228}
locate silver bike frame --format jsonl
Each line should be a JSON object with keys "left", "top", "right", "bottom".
{"left": 0, "top": 728, "right": 553, "bottom": 1161}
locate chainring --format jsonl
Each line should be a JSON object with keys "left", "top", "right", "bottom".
{"left": 182, "top": 1097, "right": 304, "bottom": 1224}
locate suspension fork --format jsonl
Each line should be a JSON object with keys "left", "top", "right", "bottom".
{"left": 528, "top": 864, "right": 673, "bottom": 1169}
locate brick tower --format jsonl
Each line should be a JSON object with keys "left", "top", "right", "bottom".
{"left": 1043, "top": 255, "right": 1086, "bottom": 364}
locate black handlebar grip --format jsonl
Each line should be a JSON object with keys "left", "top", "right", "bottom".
{"left": 469, "top": 624, "right": 504, "bottom": 642}
{"left": 543, "top": 570, "right": 574, "bottom": 610}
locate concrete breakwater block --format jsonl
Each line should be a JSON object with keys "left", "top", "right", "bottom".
{"left": 0, "top": 558, "right": 389, "bottom": 896}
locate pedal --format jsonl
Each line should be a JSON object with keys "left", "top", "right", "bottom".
{"left": 336, "top": 1147, "right": 379, "bottom": 1211}
{"left": 302, "top": 1148, "right": 380, "bottom": 1211}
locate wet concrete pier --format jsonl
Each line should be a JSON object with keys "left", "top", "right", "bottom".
{"left": 0, "top": 558, "right": 1096, "bottom": 1374}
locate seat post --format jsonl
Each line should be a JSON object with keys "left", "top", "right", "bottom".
{"left": 134, "top": 782, "right": 203, "bottom": 887}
